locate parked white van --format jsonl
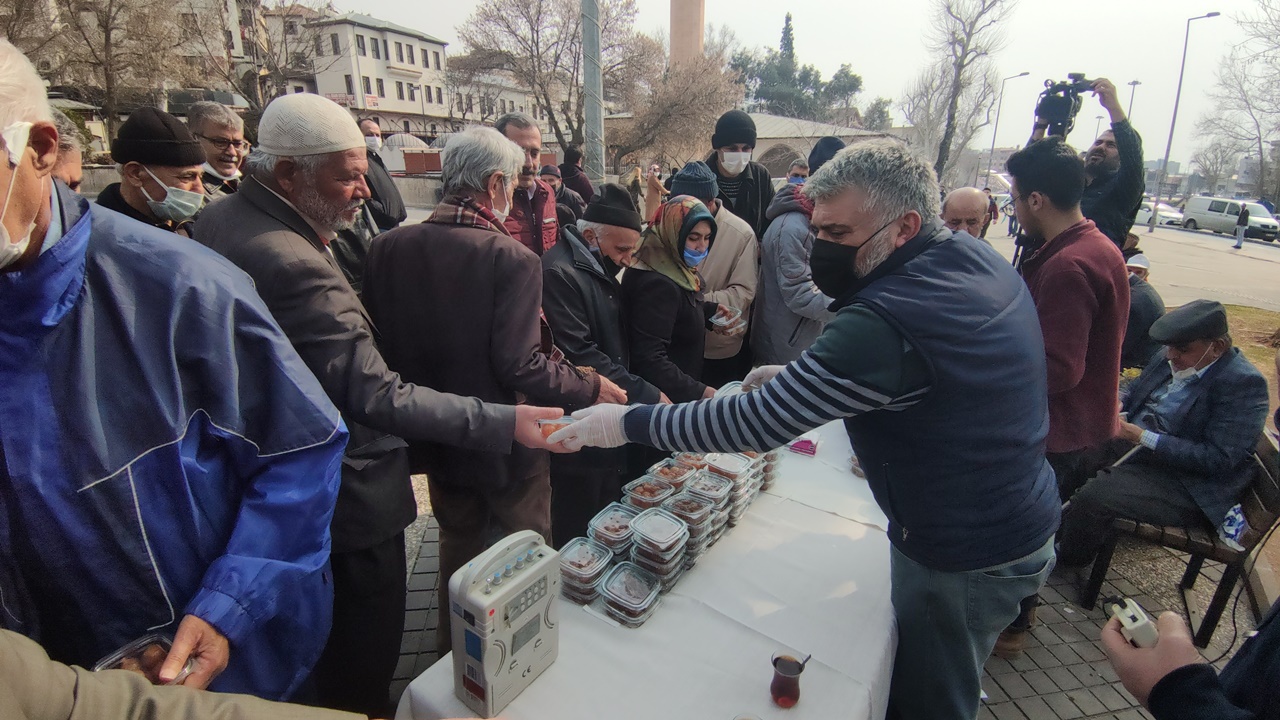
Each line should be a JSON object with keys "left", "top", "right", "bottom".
{"left": 1181, "top": 196, "right": 1279, "bottom": 241}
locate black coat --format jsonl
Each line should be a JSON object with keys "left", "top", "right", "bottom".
{"left": 1122, "top": 274, "right": 1165, "bottom": 369}
{"left": 706, "top": 153, "right": 776, "bottom": 240}
{"left": 621, "top": 266, "right": 714, "bottom": 403}
{"left": 542, "top": 226, "right": 662, "bottom": 405}
{"left": 364, "top": 149, "right": 407, "bottom": 232}
{"left": 554, "top": 184, "right": 586, "bottom": 220}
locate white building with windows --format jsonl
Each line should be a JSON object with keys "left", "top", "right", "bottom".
{"left": 307, "top": 13, "right": 453, "bottom": 138}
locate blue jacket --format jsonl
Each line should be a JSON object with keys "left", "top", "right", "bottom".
{"left": 0, "top": 185, "right": 346, "bottom": 700}
{"left": 842, "top": 225, "right": 1060, "bottom": 571}
{"left": 1122, "top": 347, "right": 1270, "bottom": 524}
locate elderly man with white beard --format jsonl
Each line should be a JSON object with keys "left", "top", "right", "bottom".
{"left": 195, "top": 93, "right": 567, "bottom": 717}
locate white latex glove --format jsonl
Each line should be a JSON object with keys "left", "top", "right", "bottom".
{"left": 742, "top": 365, "right": 785, "bottom": 391}
{"left": 547, "top": 404, "right": 630, "bottom": 450}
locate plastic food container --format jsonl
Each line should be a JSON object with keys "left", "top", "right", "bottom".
{"left": 601, "top": 562, "right": 661, "bottom": 626}
{"left": 687, "top": 472, "right": 733, "bottom": 506}
{"left": 714, "top": 380, "right": 745, "bottom": 397}
{"left": 537, "top": 416, "right": 574, "bottom": 439}
{"left": 710, "top": 305, "right": 742, "bottom": 328}
{"left": 560, "top": 537, "right": 613, "bottom": 585}
{"left": 705, "top": 453, "right": 754, "bottom": 482}
{"left": 561, "top": 575, "right": 602, "bottom": 604}
{"left": 659, "top": 566, "right": 685, "bottom": 593}
{"left": 623, "top": 477, "right": 675, "bottom": 510}
{"left": 93, "top": 634, "right": 194, "bottom": 686}
{"left": 630, "top": 508, "right": 689, "bottom": 553}
{"left": 588, "top": 502, "right": 639, "bottom": 551}
{"left": 662, "top": 492, "right": 715, "bottom": 526}
{"left": 631, "top": 545, "right": 686, "bottom": 576}
{"left": 673, "top": 451, "right": 709, "bottom": 470}
{"left": 645, "top": 460, "right": 697, "bottom": 490}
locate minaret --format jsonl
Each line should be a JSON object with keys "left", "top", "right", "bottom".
{"left": 670, "top": 0, "right": 705, "bottom": 64}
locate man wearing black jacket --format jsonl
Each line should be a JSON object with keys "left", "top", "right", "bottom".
{"left": 706, "top": 110, "right": 776, "bottom": 240}
{"left": 1030, "top": 78, "right": 1143, "bottom": 249}
{"left": 358, "top": 119, "right": 407, "bottom": 232}
{"left": 542, "top": 185, "right": 666, "bottom": 544}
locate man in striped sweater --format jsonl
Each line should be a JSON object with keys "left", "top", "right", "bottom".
{"left": 551, "top": 140, "right": 1061, "bottom": 720}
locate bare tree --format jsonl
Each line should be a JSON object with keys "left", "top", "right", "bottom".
{"left": 55, "top": 0, "right": 190, "bottom": 138}
{"left": 1191, "top": 139, "right": 1242, "bottom": 195}
{"left": 608, "top": 51, "right": 742, "bottom": 171}
{"left": 901, "top": 58, "right": 997, "bottom": 186}
{"left": 1197, "top": 49, "right": 1277, "bottom": 199}
{"left": 458, "top": 0, "right": 655, "bottom": 148}
{"left": 926, "top": 0, "right": 1016, "bottom": 178}
{"left": 1, "top": 0, "right": 65, "bottom": 73}
{"left": 444, "top": 51, "right": 519, "bottom": 126}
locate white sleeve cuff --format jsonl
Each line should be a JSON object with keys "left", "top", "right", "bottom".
{"left": 1140, "top": 430, "right": 1161, "bottom": 450}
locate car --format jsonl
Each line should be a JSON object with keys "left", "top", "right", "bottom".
{"left": 1182, "top": 196, "right": 1279, "bottom": 241}
{"left": 1134, "top": 201, "right": 1183, "bottom": 227}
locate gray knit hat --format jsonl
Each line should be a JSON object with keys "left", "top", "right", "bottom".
{"left": 670, "top": 161, "right": 718, "bottom": 202}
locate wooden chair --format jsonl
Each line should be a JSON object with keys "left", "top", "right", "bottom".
{"left": 1080, "top": 434, "right": 1280, "bottom": 647}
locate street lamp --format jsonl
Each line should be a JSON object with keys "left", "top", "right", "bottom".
{"left": 1149, "top": 11, "right": 1220, "bottom": 233}
{"left": 1126, "top": 80, "right": 1142, "bottom": 118}
{"left": 1094, "top": 115, "right": 1104, "bottom": 139}
{"left": 984, "top": 71, "right": 1030, "bottom": 188}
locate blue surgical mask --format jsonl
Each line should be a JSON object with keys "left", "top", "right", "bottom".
{"left": 787, "top": 176, "right": 806, "bottom": 185}
{"left": 683, "top": 246, "right": 708, "bottom": 267}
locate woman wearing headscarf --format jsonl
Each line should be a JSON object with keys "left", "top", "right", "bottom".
{"left": 621, "top": 195, "right": 724, "bottom": 403}
{"left": 625, "top": 167, "right": 645, "bottom": 216}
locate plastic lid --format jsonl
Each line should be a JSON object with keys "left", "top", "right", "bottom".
{"left": 631, "top": 508, "right": 688, "bottom": 549}
{"left": 672, "top": 451, "right": 709, "bottom": 469}
{"left": 600, "top": 562, "right": 661, "bottom": 611}
{"left": 663, "top": 492, "right": 714, "bottom": 519}
{"left": 710, "top": 305, "right": 742, "bottom": 326}
{"left": 559, "top": 537, "right": 612, "bottom": 578}
{"left": 623, "top": 477, "right": 675, "bottom": 502}
{"left": 589, "top": 502, "right": 639, "bottom": 540}
{"left": 706, "top": 453, "right": 752, "bottom": 477}
{"left": 687, "top": 471, "right": 733, "bottom": 500}
{"left": 646, "top": 460, "right": 696, "bottom": 485}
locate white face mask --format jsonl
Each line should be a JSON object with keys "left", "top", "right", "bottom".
{"left": 365, "top": 136, "right": 383, "bottom": 153}
{"left": 1169, "top": 345, "right": 1213, "bottom": 383}
{"left": 141, "top": 167, "right": 205, "bottom": 224}
{"left": 720, "top": 150, "right": 751, "bottom": 176}
{"left": 0, "top": 122, "right": 37, "bottom": 270}
{"left": 202, "top": 161, "right": 240, "bottom": 182}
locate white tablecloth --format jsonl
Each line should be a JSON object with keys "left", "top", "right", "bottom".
{"left": 396, "top": 422, "right": 896, "bottom": 720}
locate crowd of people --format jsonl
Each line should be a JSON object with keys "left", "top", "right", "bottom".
{"left": 1, "top": 37, "right": 1276, "bottom": 720}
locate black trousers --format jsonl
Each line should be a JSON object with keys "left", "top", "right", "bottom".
{"left": 1047, "top": 439, "right": 1131, "bottom": 503}
{"left": 701, "top": 344, "right": 754, "bottom": 390}
{"left": 312, "top": 532, "right": 407, "bottom": 717}
{"left": 1058, "top": 461, "right": 1206, "bottom": 567}
{"left": 550, "top": 449, "right": 627, "bottom": 548}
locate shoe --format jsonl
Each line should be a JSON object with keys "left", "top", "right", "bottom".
{"left": 993, "top": 602, "right": 1039, "bottom": 659}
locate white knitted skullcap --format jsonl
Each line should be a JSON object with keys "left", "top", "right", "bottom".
{"left": 1125, "top": 253, "right": 1150, "bottom": 270}
{"left": 256, "top": 93, "right": 364, "bottom": 156}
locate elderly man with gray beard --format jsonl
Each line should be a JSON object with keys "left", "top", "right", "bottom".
{"left": 550, "top": 139, "right": 1061, "bottom": 720}
{"left": 195, "top": 94, "right": 566, "bottom": 717}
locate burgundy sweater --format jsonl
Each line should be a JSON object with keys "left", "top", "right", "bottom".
{"left": 1021, "top": 219, "right": 1130, "bottom": 454}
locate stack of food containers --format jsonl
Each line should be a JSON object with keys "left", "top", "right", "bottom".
{"left": 685, "top": 471, "right": 732, "bottom": 545}
{"left": 705, "top": 452, "right": 764, "bottom": 526}
{"left": 629, "top": 508, "right": 689, "bottom": 593}
{"left": 588, "top": 502, "right": 639, "bottom": 560}
{"left": 599, "top": 561, "right": 662, "bottom": 627}
{"left": 558, "top": 537, "right": 613, "bottom": 604}
{"left": 662, "top": 491, "right": 715, "bottom": 568}
{"left": 645, "top": 458, "right": 696, "bottom": 492}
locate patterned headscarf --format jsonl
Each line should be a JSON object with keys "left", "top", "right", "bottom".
{"left": 634, "top": 195, "right": 717, "bottom": 292}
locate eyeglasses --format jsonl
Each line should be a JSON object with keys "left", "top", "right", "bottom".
{"left": 198, "top": 134, "right": 247, "bottom": 151}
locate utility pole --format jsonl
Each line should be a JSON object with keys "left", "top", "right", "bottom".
{"left": 581, "top": 0, "right": 606, "bottom": 185}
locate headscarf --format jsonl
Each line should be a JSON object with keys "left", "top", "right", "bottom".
{"left": 634, "top": 195, "right": 717, "bottom": 292}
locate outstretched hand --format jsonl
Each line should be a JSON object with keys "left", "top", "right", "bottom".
{"left": 1100, "top": 611, "right": 1204, "bottom": 708}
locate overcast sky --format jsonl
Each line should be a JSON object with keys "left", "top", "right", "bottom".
{"left": 340, "top": 0, "right": 1258, "bottom": 167}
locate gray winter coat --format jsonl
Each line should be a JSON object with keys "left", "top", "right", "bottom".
{"left": 750, "top": 184, "right": 835, "bottom": 365}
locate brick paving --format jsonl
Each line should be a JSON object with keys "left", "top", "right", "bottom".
{"left": 391, "top": 520, "right": 1255, "bottom": 718}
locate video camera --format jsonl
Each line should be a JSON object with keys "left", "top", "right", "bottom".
{"left": 1035, "top": 73, "right": 1094, "bottom": 138}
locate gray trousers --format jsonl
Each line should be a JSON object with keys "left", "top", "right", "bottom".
{"left": 888, "top": 537, "right": 1056, "bottom": 720}
{"left": 1058, "top": 460, "right": 1206, "bottom": 567}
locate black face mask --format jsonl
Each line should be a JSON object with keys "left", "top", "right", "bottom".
{"left": 809, "top": 218, "right": 896, "bottom": 299}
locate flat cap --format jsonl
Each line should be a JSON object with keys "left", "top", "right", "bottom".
{"left": 1149, "top": 299, "right": 1229, "bottom": 345}
{"left": 538, "top": 164, "right": 561, "bottom": 178}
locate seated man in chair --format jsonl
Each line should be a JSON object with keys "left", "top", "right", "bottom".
{"left": 1058, "top": 300, "right": 1270, "bottom": 570}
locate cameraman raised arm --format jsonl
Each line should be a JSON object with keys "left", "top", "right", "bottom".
{"left": 1030, "top": 78, "right": 1144, "bottom": 250}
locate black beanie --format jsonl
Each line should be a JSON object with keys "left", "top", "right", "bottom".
{"left": 711, "top": 109, "right": 757, "bottom": 149}
{"left": 111, "top": 107, "right": 206, "bottom": 167}
{"left": 583, "top": 183, "right": 642, "bottom": 231}
{"left": 808, "top": 136, "right": 846, "bottom": 175}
